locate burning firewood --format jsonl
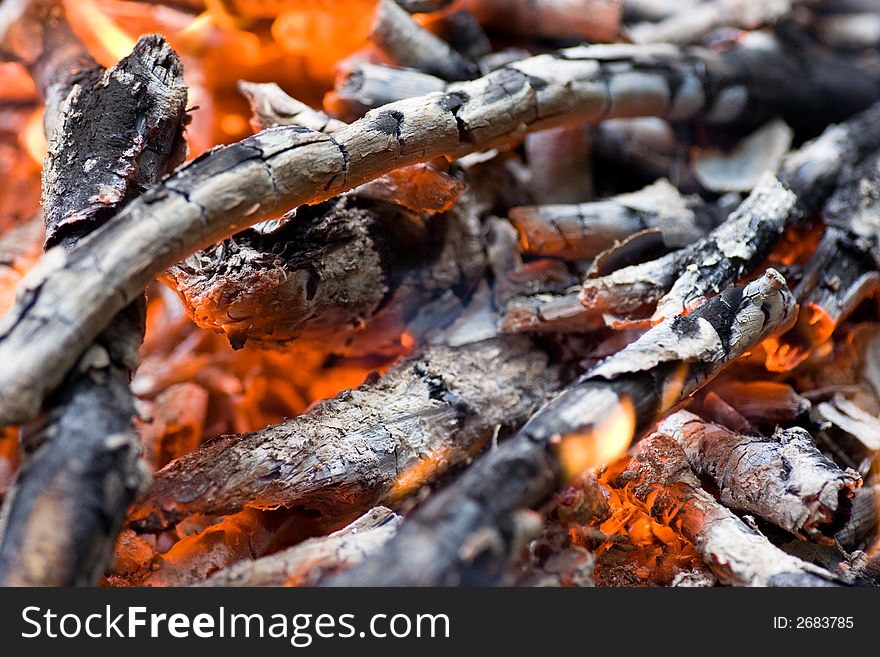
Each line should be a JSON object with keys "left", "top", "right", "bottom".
{"left": 2, "top": 30, "right": 878, "bottom": 427}
{"left": 129, "top": 325, "right": 563, "bottom": 533}
{"left": 171, "top": 80, "right": 480, "bottom": 352}
{"left": 581, "top": 101, "right": 880, "bottom": 327}
{"left": 656, "top": 410, "right": 861, "bottom": 543}
{"left": 0, "top": 1, "right": 187, "bottom": 584}
{"left": 198, "top": 507, "right": 401, "bottom": 587}
{"left": 325, "top": 270, "right": 796, "bottom": 586}
{"left": 608, "top": 433, "right": 844, "bottom": 586}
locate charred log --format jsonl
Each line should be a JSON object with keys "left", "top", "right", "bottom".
{"left": 129, "top": 329, "right": 562, "bottom": 533}
{"left": 581, "top": 101, "right": 880, "bottom": 327}
{"left": 326, "top": 270, "right": 796, "bottom": 586}
{"left": 198, "top": 507, "right": 401, "bottom": 587}
{"left": 509, "top": 178, "right": 723, "bottom": 261}
{"left": 657, "top": 410, "right": 861, "bottom": 542}
{"left": 610, "top": 433, "right": 844, "bottom": 586}
{"left": 0, "top": 35, "right": 187, "bottom": 585}
{"left": 370, "top": 0, "right": 478, "bottom": 81}
{"left": 1, "top": 37, "right": 878, "bottom": 426}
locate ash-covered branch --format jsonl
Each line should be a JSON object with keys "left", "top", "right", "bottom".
{"left": 370, "top": 0, "right": 478, "bottom": 81}
{"left": 657, "top": 411, "right": 861, "bottom": 542}
{"left": 509, "top": 178, "right": 722, "bottom": 261}
{"left": 0, "top": 38, "right": 877, "bottom": 426}
{"left": 129, "top": 330, "right": 561, "bottom": 533}
{"left": 198, "top": 507, "right": 401, "bottom": 587}
{"left": 165, "top": 195, "right": 483, "bottom": 352}
{"left": 610, "top": 434, "right": 843, "bottom": 587}
{"left": 581, "top": 101, "right": 880, "bottom": 326}
{"left": 326, "top": 271, "right": 796, "bottom": 586}
{"left": 174, "top": 83, "right": 478, "bottom": 351}
{"left": 765, "top": 149, "right": 880, "bottom": 371}
{"left": 0, "top": 35, "right": 187, "bottom": 586}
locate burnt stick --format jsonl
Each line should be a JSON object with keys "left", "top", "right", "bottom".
{"left": 325, "top": 270, "right": 796, "bottom": 586}
{"left": 0, "top": 38, "right": 877, "bottom": 426}
{"left": 0, "top": 35, "right": 187, "bottom": 585}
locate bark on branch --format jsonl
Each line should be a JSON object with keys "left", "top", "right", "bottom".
{"left": 581, "top": 101, "right": 880, "bottom": 327}
{"left": 129, "top": 331, "right": 561, "bottom": 533}
{"left": 0, "top": 38, "right": 876, "bottom": 426}
{"left": 657, "top": 410, "right": 861, "bottom": 543}
{"left": 326, "top": 270, "right": 796, "bottom": 586}
{"left": 610, "top": 433, "right": 844, "bottom": 587}
{"left": 0, "top": 35, "right": 187, "bottom": 585}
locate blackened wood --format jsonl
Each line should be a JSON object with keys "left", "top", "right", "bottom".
{"left": 0, "top": 35, "right": 187, "bottom": 586}
{"left": 769, "top": 150, "right": 880, "bottom": 369}
{"left": 509, "top": 179, "right": 722, "bottom": 261}
{"left": 611, "top": 433, "right": 844, "bottom": 587}
{"left": 1, "top": 39, "right": 877, "bottom": 426}
{"left": 581, "top": 101, "right": 880, "bottom": 325}
{"left": 326, "top": 271, "right": 795, "bottom": 586}
{"left": 658, "top": 410, "right": 861, "bottom": 542}
{"left": 129, "top": 332, "right": 561, "bottom": 533}
{"left": 198, "top": 507, "right": 401, "bottom": 587}
{"left": 165, "top": 195, "right": 484, "bottom": 352}
{"left": 370, "top": 0, "right": 478, "bottom": 81}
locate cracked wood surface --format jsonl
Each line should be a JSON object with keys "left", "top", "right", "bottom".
{"left": 581, "top": 101, "right": 880, "bottom": 326}
{"left": 0, "top": 35, "right": 188, "bottom": 585}
{"left": 326, "top": 271, "right": 797, "bottom": 586}
{"left": 0, "top": 39, "right": 877, "bottom": 426}
{"left": 129, "top": 331, "right": 561, "bottom": 533}
{"left": 610, "top": 433, "right": 844, "bottom": 587}
{"left": 658, "top": 411, "right": 861, "bottom": 543}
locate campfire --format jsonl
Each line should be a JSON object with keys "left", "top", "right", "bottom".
{"left": 0, "top": 0, "right": 879, "bottom": 588}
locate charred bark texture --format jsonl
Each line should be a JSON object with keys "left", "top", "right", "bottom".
{"left": 611, "top": 434, "right": 844, "bottom": 587}
{"left": 0, "top": 35, "right": 187, "bottom": 586}
{"left": 165, "top": 195, "right": 484, "bottom": 352}
{"left": 509, "top": 178, "right": 723, "bottom": 261}
{"left": 658, "top": 411, "right": 861, "bottom": 542}
{"left": 326, "top": 271, "right": 796, "bottom": 586}
{"left": 581, "top": 101, "right": 880, "bottom": 326}
{"left": 0, "top": 39, "right": 877, "bottom": 426}
{"left": 198, "top": 507, "right": 401, "bottom": 587}
{"left": 129, "top": 332, "right": 561, "bottom": 533}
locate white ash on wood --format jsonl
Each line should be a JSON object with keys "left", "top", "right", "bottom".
{"left": 581, "top": 101, "right": 880, "bottom": 327}
{"left": 198, "top": 507, "right": 401, "bottom": 587}
{"left": 1, "top": 37, "right": 876, "bottom": 428}
{"left": 609, "top": 433, "right": 845, "bottom": 587}
{"left": 657, "top": 410, "right": 861, "bottom": 543}
{"left": 325, "top": 271, "right": 796, "bottom": 586}
{"left": 129, "top": 330, "right": 563, "bottom": 533}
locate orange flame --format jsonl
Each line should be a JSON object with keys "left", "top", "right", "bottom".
{"left": 554, "top": 396, "right": 636, "bottom": 482}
